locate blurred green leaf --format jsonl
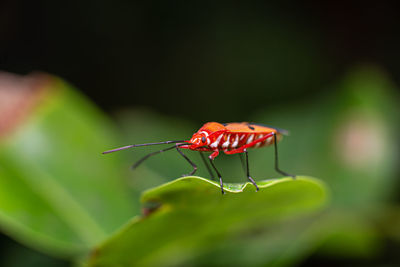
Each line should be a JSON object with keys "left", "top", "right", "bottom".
{"left": 0, "top": 234, "right": 70, "bottom": 267}
{"left": 249, "top": 65, "right": 400, "bottom": 260}
{"left": 0, "top": 74, "right": 139, "bottom": 257}
{"left": 253, "top": 65, "right": 399, "bottom": 209}
{"left": 87, "top": 176, "right": 327, "bottom": 267}
{"left": 375, "top": 206, "right": 400, "bottom": 243}
{"left": 111, "top": 65, "right": 399, "bottom": 265}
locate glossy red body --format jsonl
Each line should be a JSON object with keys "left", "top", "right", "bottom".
{"left": 181, "top": 122, "right": 286, "bottom": 159}
{"left": 102, "top": 121, "right": 293, "bottom": 194}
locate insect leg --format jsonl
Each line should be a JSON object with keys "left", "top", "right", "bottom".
{"left": 175, "top": 145, "right": 197, "bottom": 176}
{"left": 272, "top": 132, "right": 295, "bottom": 178}
{"left": 199, "top": 152, "right": 215, "bottom": 180}
{"left": 208, "top": 158, "right": 225, "bottom": 194}
{"left": 238, "top": 153, "right": 246, "bottom": 175}
{"left": 244, "top": 149, "right": 259, "bottom": 191}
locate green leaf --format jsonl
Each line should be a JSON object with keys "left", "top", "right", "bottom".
{"left": 110, "top": 65, "right": 398, "bottom": 264}
{"left": 253, "top": 65, "right": 399, "bottom": 209}
{"left": 250, "top": 65, "right": 400, "bottom": 260}
{"left": 0, "top": 73, "right": 138, "bottom": 257}
{"left": 87, "top": 176, "right": 327, "bottom": 267}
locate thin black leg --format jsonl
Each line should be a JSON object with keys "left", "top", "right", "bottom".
{"left": 132, "top": 145, "right": 177, "bottom": 169}
{"left": 199, "top": 152, "right": 215, "bottom": 180}
{"left": 209, "top": 158, "right": 225, "bottom": 194}
{"left": 238, "top": 153, "right": 246, "bottom": 176}
{"left": 244, "top": 149, "right": 259, "bottom": 191}
{"left": 272, "top": 132, "right": 295, "bottom": 179}
{"left": 176, "top": 145, "right": 197, "bottom": 176}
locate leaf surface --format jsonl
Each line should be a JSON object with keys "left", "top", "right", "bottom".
{"left": 0, "top": 74, "right": 138, "bottom": 256}
{"left": 88, "top": 176, "right": 327, "bottom": 267}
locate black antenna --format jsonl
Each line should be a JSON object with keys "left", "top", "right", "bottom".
{"left": 132, "top": 143, "right": 190, "bottom": 169}
{"left": 102, "top": 140, "right": 189, "bottom": 154}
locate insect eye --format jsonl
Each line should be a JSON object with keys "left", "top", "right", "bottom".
{"left": 201, "top": 137, "right": 206, "bottom": 143}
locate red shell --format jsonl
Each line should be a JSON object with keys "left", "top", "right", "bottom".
{"left": 183, "top": 122, "right": 285, "bottom": 156}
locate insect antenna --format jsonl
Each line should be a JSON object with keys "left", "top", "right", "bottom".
{"left": 102, "top": 140, "right": 188, "bottom": 154}
{"left": 132, "top": 143, "right": 189, "bottom": 169}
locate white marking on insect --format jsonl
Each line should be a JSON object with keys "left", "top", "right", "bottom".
{"left": 222, "top": 134, "right": 231, "bottom": 148}
{"left": 210, "top": 134, "right": 223, "bottom": 148}
{"left": 199, "top": 131, "right": 209, "bottom": 137}
{"left": 231, "top": 134, "right": 239, "bottom": 148}
{"left": 246, "top": 134, "right": 254, "bottom": 144}
{"left": 255, "top": 134, "right": 264, "bottom": 147}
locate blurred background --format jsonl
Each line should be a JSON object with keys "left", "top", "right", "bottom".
{"left": 1, "top": 1, "right": 400, "bottom": 266}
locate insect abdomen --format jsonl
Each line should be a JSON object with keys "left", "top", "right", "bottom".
{"left": 209, "top": 132, "right": 277, "bottom": 150}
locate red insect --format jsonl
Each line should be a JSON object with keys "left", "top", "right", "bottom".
{"left": 103, "top": 122, "right": 294, "bottom": 194}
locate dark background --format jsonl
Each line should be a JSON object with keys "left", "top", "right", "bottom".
{"left": 2, "top": 1, "right": 400, "bottom": 121}
{"left": 1, "top": 1, "right": 400, "bottom": 266}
